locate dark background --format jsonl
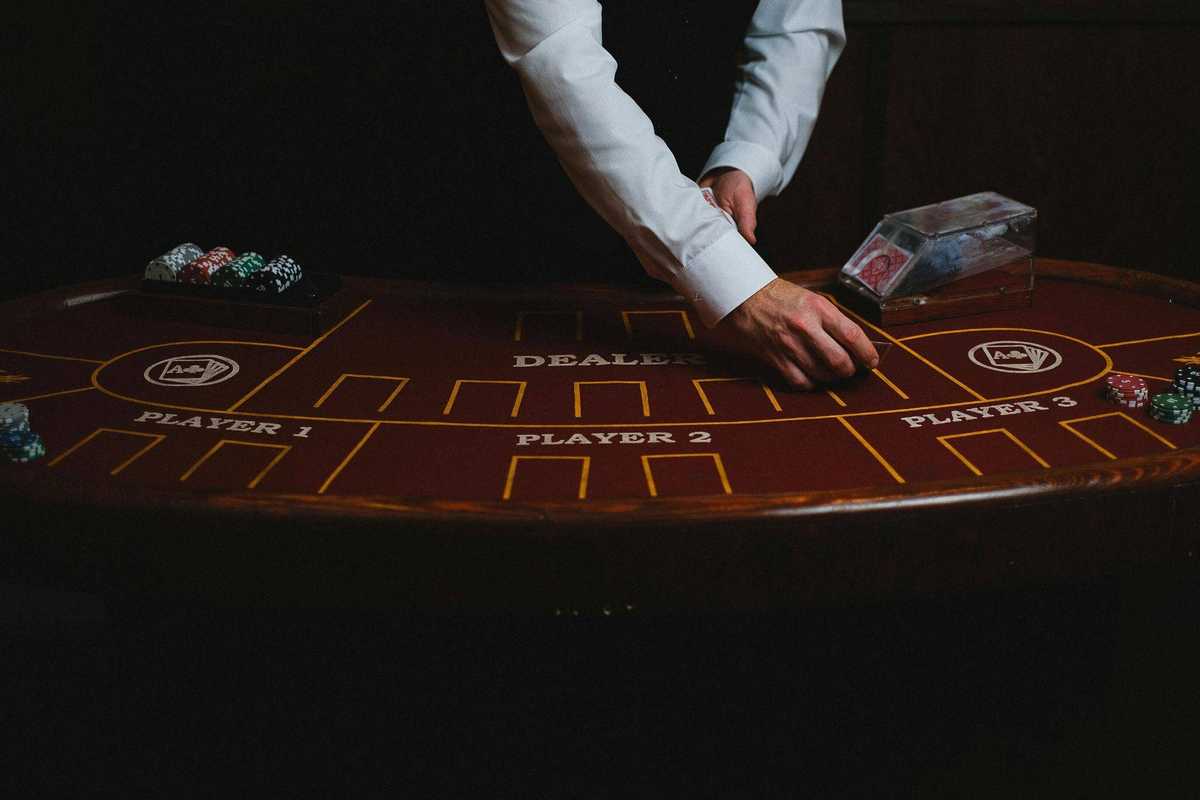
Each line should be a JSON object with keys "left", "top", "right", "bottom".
{"left": 6, "top": 3, "right": 1200, "bottom": 795}
{"left": 6, "top": 1, "right": 1199, "bottom": 303}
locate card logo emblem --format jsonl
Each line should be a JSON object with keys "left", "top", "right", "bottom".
{"left": 968, "top": 341, "right": 1062, "bottom": 374}
{"left": 144, "top": 355, "right": 240, "bottom": 387}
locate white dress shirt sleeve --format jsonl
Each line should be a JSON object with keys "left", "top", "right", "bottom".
{"left": 485, "top": 1, "right": 840, "bottom": 327}
{"left": 701, "top": 1, "right": 846, "bottom": 203}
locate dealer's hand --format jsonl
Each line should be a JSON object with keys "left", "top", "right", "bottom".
{"left": 717, "top": 278, "right": 879, "bottom": 390}
{"left": 699, "top": 167, "right": 758, "bottom": 245}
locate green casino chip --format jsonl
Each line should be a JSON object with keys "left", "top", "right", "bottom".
{"left": 212, "top": 252, "right": 265, "bottom": 288}
{"left": 1150, "top": 392, "right": 1193, "bottom": 423}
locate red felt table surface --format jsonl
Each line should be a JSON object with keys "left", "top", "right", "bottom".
{"left": 5, "top": 260, "right": 1200, "bottom": 504}
{"left": 3, "top": 260, "right": 1200, "bottom": 608}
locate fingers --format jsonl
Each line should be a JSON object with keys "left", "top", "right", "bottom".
{"left": 724, "top": 188, "right": 753, "bottom": 244}
{"left": 803, "top": 327, "right": 857, "bottom": 380}
{"left": 772, "top": 355, "right": 813, "bottom": 390}
{"left": 783, "top": 307, "right": 875, "bottom": 383}
{"left": 700, "top": 169, "right": 758, "bottom": 245}
{"left": 729, "top": 198, "right": 757, "bottom": 245}
{"left": 801, "top": 292, "right": 878, "bottom": 372}
{"left": 721, "top": 277, "right": 877, "bottom": 390}
{"left": 771, "top": 319, "right": 838, "bottom": 384}
{"left": 717, "top": 184, "right": 757, "bottom": 245}
{"left": 825, "top": 309, "right": 879, "bottom": 370}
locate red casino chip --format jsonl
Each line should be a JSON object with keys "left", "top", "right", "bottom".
{"left": 180, "top": 246, "right": 236, "bottom": 285}
{"left": 1103, "top": 372, "right": 1150, "bottom": 408}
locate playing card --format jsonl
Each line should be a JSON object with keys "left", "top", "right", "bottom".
{"left": 844, "top": 233, "right": 913, "bottom": 296}
{"left": 700, "top": 186, "right": 735, "bottom": 226}
{"left": 870, "top": 339, "right": 895, "bottom": 365}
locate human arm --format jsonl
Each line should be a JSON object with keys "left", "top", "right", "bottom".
{"left": 483, "top": 0, "right": 775, "bottom": 328}
{"left": 485, "top": 0, "right": 875, "bottom": 386}
{"left": 700, "top": 1, "right": 877, "bottom": 386}
{"left": 701, "top": 0, "right": 847, "bottom": 208}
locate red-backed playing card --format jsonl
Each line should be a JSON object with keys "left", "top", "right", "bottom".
{"left": 845, "top": 234, "right": 913, "bottom": 295}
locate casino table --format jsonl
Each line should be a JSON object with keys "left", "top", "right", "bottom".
{"left": 3, "top": 259, "right": 1200, "bottom": 610}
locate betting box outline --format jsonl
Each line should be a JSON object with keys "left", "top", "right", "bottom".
{"left": 80, "top": 326, "right": 1116, "bottom": 430}
{"left": 8, "top": 295, "right": 1200, "bottom": 500}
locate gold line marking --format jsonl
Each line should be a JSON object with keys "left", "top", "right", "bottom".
{"left": 502, "top": 455, "right": 590, "bottom": 500}
{"left": 110, "top": 436, "right": 167, "bottom": 476}
{"left": 871, "top": 368, "right": 910, "bottom": 399}
{"left": 443, "top": 379, "right": 527, "bottom": 418}
{"left": 762, "top": 385, "right": 782, "bottom": 412}
{"left": 89, "top": 338, "right": 1115, "bottom": 429}
{"left": 691, "top": 378, "right": 781, "bottom": 416}
{"left": 936, "top": 428, "right": 1050, "bottom": 477}
{"left": 179, "top": 439, "right": 292, "bottom": 489}
{"left": 1113, "top": 370, "right": 1173, "bottom": 383}
{"left": 89, "top": 370, "right": 1110, "bottom": 429}
{"left": 641, "top": 452, "right": 732, "bottom": 497}
{"left": 1117, "top": 413, "right": 1178, "bottom": 449}
{"left": 227, "top": 299, "right": 373, "bottom": 411}
{"left": 826, "top": 390, "right": 847, "bottom": 408}
{"left": 47, "top": 427, "right": 166, "bottom": 474}
{"left": 1061, "top": 430, "right": 1117, "bottom": 460}
{"left": 313, "top": 373, "right": 410, "bottom": 413}
{"left": 836, "top": 417, "right": 905, "bottom": 484}
{"left": 823, "top": 294, "right": 986, "bottom": 401}
{"left": 574, "top": 380, "right": 650, "bottom": 418}
{"left": 621, "top": 310, "right": 696, "bottom": 340}
{"left": 1096, "top": 331, "right": 1200, "bottom": 349}
{"left": 890, "top": 327, "right": 1113, "bottom": 365}
{"left": 376, "top": 382, "right": 410, "bottom": 414}
{"left": 4, "top": 386, "right": 96, "bottom": 404}
{"left": 514, "top": 311, "right": 583, "bottom": 342}
{"left": 0, "top": 348, "right": 106, "bottom": 364}
{"left": 1059, "top": 412, "right": 1177, "bottom": 460}
{"left": 318, "top": 422, "right": 381, "bottom": 494}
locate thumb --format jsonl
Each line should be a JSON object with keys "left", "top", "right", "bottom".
{"left": 730, "top": 196, "right": 758, "bottom": 245}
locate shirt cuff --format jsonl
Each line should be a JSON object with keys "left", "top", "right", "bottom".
{"left": 672, "top": 228, "right": 777, "bottom": 328}
{"left": 701, "top": 140, "right": 784, "bottom": 204}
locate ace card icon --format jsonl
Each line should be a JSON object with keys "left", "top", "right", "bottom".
{"left": 144, "top": 354, "right": 241, "bottom": 387}
{"left": 968, "top": 341, "right": 1062, "bottom": 374}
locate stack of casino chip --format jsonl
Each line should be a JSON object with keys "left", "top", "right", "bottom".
{"left": 211, "top": 252, "right": 265, "bottom": 288}
{"left": 1149, "top": 392, "right": 1193, "bottom": 425}
{"left": 1103, "top": 372, "right": 1150, "bottom": 409}
{"left": 1, "top": 402, "right": 45, "bottom": 463}
{"left": 1173, "top": 364, "right": 1200, "bottom": 408}
{"left": 144, "top": 243, "right": 204, "bottom": 282}
{"left": 245, "top": 255, "right": 303, "bottom": 294}
{"left": 180, "top": 246, "right": 236, "bottom": 285}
